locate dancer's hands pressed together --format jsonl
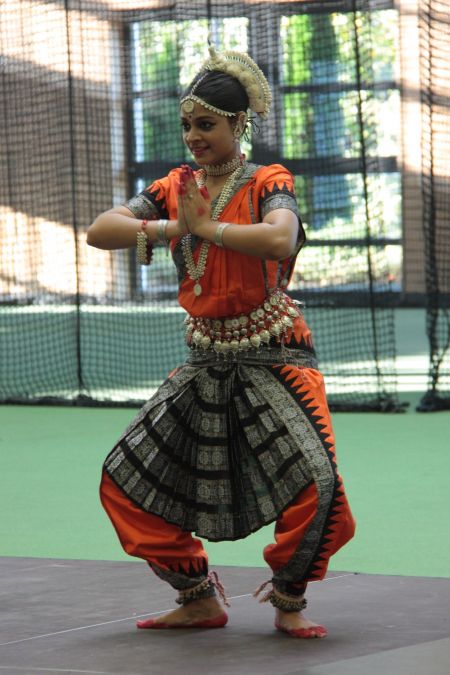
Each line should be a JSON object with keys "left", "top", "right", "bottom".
{"left": 177, "top": 164, "right": 214, "bottom": 239}
{"left": 176, "top": 163, "right": 299, "bottom": 260}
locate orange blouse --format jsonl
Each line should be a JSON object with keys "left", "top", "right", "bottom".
{"left": 130, "top": 163, "right": 304, "bottom": 319}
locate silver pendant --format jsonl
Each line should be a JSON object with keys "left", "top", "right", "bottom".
{"left": 193, "top": 283, "right": 202, "bottom": 296}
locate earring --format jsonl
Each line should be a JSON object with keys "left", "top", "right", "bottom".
{"left": 233, "top": 125, "right": 242, "bottom": 139}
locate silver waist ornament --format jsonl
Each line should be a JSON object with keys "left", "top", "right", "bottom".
{"left": 185, "top": 290, "right": 303, "bottom": 354}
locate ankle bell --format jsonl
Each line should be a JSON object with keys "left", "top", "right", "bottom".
{"left": 175, "top": 571, "right": 230, "bottom": 607}
{"left": 175, "top": 577, "right": 216, "bottom": 605}
{"left": 253, "top": 581, "right": 307, "bottom": 613}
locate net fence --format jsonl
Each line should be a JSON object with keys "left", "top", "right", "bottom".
{"left": 416, "top": 0, "right": 450, "bottom": 411}
{"left": 0, "top": 0, "right": 446, "bottom": 410}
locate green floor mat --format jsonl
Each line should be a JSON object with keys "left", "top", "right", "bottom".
{"left": 1, "top": 405, "right": 448, "bottom": 578}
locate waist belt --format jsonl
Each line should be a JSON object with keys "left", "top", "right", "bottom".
{"left": 186, "top": 344, "right": 318, "bottom": 369}
{"left": 185, "top": 289, "right": 305, "bottom": 356}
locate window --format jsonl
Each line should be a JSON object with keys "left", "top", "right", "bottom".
{"left": 127, "top": 4, "right": 400, "bottom": 295}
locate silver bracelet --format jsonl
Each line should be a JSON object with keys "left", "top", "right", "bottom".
{"left": 156, "top": 219, "right": 169, "bottom": 244}
{"left": 214, "top": 222, "right": 231, "bottom": 248}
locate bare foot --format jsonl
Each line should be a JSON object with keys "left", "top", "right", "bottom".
{"left": 275, "top": 609, "right": 327, "bottom": 638}
{"left": 137, "top": 596, "right": 227, "bottom": 629}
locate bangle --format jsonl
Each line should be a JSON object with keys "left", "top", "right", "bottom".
{"left": 214, "top": 222, "right": 231, "bottom": 248}
{"left": 156, "top": 219, "right": 169, "bottom": 245}
{"left": 136, "top": 219, "right": 153, "bottom": 265}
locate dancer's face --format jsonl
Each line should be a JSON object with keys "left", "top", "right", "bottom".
{"left": 181, "top": 103, "right": 238, "bottom": 166}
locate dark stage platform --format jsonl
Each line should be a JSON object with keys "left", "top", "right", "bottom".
{"left": 1, "top": 558, "right": 449, "bottom": 675}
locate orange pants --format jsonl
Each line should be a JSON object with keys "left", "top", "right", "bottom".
{"left": 100, "top": 471, "right": 355, "bottom": 595}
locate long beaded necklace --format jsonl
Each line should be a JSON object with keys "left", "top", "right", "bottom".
{"left": 182, "top": 162, "right": 246, "bottom": 297}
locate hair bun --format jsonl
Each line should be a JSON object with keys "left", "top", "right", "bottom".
{"left": 203, "top": 45, "right": 272, "bottom": 119}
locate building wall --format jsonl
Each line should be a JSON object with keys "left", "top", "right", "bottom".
{"left": 1, "top": 1, "right": 449, "bottom": 303}
{"left": 0, "top": 1, "right": 130, "bottom": 302}
{"left": 398, "top": 0, "right": 425, "bottom": 295}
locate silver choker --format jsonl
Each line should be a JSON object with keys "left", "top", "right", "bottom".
{"left": 203, "top": 157, "right": 243, "bottom": 176}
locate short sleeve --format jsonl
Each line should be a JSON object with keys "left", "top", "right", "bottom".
{"left": 123, "top": 178, "right": 170, "bottom": 220}
{"left": 257, "top": 165, "right": 305, "bottom": 252}
{"left": 258, "top": 166, "right": 299, "bottom": 220}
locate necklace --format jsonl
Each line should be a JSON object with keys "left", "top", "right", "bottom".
{"left": 182, "top": 162, "right": 246, "bottom": 296}
{"left": 203, "top": 156, "right": 242, "bottom": 176}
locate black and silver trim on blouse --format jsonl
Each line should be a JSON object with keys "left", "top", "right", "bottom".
{"left": 123, "top": 186, "right": 169, "bottom": 221}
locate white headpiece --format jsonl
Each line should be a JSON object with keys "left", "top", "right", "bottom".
{"left": 180, "top": 45, "right": 272, "bottom": 120}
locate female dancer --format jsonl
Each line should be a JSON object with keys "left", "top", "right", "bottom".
{"left": 87, "top": 46, "right": 355, "bottom": 639}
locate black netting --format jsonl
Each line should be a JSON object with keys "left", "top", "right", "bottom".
{"left": 0, "top": 0, "right": 417, "bottom": 410}
{"left": 416, "top": 0, "right": 450, "bottom": 412}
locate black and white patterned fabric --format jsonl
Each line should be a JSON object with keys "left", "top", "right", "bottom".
{"left": 103, "top": 343, "right": 338, "bottom": 543}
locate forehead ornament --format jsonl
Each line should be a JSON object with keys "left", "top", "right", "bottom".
{"left": 181, "top": 99, "right": 195, "bottom": 115}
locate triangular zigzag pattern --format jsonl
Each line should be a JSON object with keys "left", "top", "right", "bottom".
{"left": 143, "top": 185, "right": 169, "bottom": 220}
{"left": 271, "top": 364, "right": 354, "bottom": 581}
